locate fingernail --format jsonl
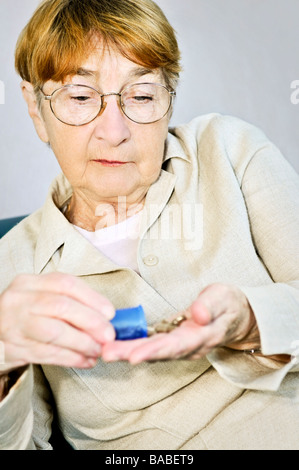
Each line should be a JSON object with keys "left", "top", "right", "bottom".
{"left": 130, "top": 355, "right": 143, "bottom": 365}
{"left": 87, "top": 358, "right": 97, "bottom": 367}
{"left": 104, "top": 326, "right": 116, "bottom": 342}
{"left": 102, "top": 305, "right": 115, "bottom": 320}
{"left": 93, "top": 344, "right": 102, "bottom": 356}
{"left": 103, "top": 353, "right": 120, "bottom": 363}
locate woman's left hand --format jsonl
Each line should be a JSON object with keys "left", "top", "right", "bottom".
{"left": 101, "top": 283, "right": 261, "bottom": 364}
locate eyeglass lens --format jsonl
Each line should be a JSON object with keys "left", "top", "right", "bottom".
{"left": 50, "top": 83, "right": 173, "bottom": 125}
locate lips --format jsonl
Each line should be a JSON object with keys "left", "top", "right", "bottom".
{"left": 92, "top": 159, "right": 128, "bottom": 167}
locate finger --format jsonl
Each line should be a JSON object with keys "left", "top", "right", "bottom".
{"left": 5, "top": 341, "right": 98, "bottom": 369}
{"left": 23, "top": 291, "right": 115, "bottom": 344}
{"left": 190, "top": 301, "right": 212, "bottom": 326}
{"left": 102, "top": 320, "right": 214, "bottom": 364}
{"left": 22, "top": 315, "right": 103, "bottom": 358}
{"left": 132, "top": 310, "right": 234, "bottom": 363}
{"left": 129, "top": 322, "right": 209, "bottom": 363}
{"left": 12, "top": 273, "right": 115, "bottom": 319}
{"left": 190, "top": 284, "right": 231, "bottom": 325}
{"left": 38, "top": 349, "right": 98, "bottom": 369}
{"left": 101, "top": 337, "right": 150, "bottom": 362}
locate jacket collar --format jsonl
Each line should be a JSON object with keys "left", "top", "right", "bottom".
{"left": 163, "top": 128, "right": 191, "bottom": 163}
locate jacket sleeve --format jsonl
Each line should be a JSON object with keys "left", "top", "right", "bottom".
{"left": 208, "top": 118, "right": 299, "bottom": 391}
{"left": 0, "top": 365, "right": 55, "bottom": 450}
{"left": 0, "top": 367, "right": 35, "bottom": 449}
{"left": 0, "top": 233, "right": 54, "bottom": 449}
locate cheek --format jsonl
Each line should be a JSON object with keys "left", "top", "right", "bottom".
{"left": 137, "top": 122, "right": 168, "bottom": 170}
{"left": 46, "top": 123, "right": 87, "bottom": 170}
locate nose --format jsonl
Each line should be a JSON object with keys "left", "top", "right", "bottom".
{"left": 93, "top": 93, "right": 131, "bottom": 146}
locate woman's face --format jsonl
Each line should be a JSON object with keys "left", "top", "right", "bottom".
{"left": 36, "top": 43, "right": 170, "bottom": 206}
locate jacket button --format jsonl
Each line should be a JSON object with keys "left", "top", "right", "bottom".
{"left": 143, "top": 255, "right": 159, "bottom": 266}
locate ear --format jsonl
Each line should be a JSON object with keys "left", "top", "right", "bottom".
{"left": 21, "top": 81, "right": 49, "bottom": 143}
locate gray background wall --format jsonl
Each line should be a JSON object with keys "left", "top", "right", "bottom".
{"left": 0, "top": 0, "right": 298, "bottom": 218}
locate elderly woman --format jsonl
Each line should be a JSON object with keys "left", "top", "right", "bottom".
{"left": 0, "top": 0, "right": 299, "bottom": 450}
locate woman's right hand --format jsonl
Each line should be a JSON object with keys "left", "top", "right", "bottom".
{"left": 0, "top": 273, "right": 116, "bottom": 373}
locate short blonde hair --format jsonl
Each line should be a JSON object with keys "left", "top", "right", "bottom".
{"left": 15, "top": 0, "right": 181, "bottom": 91}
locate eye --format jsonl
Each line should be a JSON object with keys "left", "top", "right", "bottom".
{"left": 71, "top": 95, "right": 91, "bottom": 102}
{"left": 125, "top": 94, "right": 154, "bottom": 106}
{"left": 68, "top": 93, "right": 99, "bottom": 107}
{"left": 133, "top": 95, "right": 153, "bottom": 102}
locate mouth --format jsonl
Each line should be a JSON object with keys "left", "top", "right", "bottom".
{"left": 92, "top": 159, "right": 129, "bottom": 167}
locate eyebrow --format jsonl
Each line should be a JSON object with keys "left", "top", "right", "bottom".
{"left": 75, "top": 68, "right": 100, "bottom": 78}
{"left": 127, "top": 66, "right": 156, "bottom": 80}
{"left": 74, "top": 66, "right": 155, "bottom": 81}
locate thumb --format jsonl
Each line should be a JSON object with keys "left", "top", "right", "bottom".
{"left": 190, "top": 296, "right": 212, "bottom": 326}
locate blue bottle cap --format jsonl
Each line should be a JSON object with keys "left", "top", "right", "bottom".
{"left": 111, "top": 305, "right": 148, "bottom": 340}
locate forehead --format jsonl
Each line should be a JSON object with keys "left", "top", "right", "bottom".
{"left": 69, "top": 42, "right": 162, "bottom": 86}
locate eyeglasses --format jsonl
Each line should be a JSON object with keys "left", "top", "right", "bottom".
{"left": 40, "top": 82, "right": 176, "bottom": 126}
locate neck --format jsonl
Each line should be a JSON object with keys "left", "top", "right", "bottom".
{"left": 65, "top": 192, "right": 145, "bottom": 231}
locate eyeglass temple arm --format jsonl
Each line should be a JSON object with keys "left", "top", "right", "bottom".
{"left": 38, "top": 88, "right": 52, "bottom": 100}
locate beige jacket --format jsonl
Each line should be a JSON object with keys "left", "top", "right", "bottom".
{"left": 1, "top": 114, "right": 299, "bottom": 450}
